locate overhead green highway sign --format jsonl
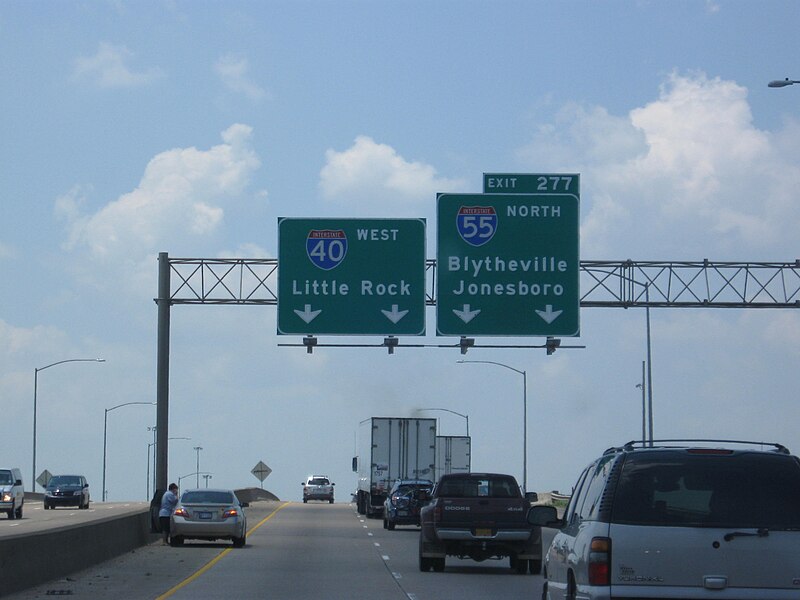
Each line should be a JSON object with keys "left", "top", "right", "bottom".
{"left": 436, "top": 181, "right": 580, "bottom": 337}
{"left": 278, "top": 218, "right": 426, "bottom": 335}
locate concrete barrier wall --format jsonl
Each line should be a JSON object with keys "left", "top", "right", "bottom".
{"left": 0, "top": 510, "right": 157, "bottom": 596}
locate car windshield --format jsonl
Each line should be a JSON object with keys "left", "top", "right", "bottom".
{"left": 309, "top": 478, "right": 329, "bottom": 486}
{"left": 0, "top": 472, "right": 12, "bottom": 484}
{"left": 50, "top": 476, "right": 81, "bottom": 486}
{"left": 181, "top": 491, "right": 235, "bottom": 505}
{"left": 613, "top": 451, "right": 800, "bottom": 529}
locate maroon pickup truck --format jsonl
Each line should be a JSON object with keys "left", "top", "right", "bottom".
{"left": 418, "top": 472, "right": 542, "bottom": 573}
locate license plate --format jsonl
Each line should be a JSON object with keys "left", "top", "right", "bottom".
{"left": 198, "top": 511, "right": 212, "bottom": 520}
{"left": 475, "top": 528, "right": 493, "bottom": 537}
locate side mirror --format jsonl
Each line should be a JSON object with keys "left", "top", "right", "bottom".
{"left": 527, "top": 504, "right": 560, "bottom": 527}
{"left": 241, "top": 502, "right": 250, "bottom": 508}
{"left": 525, "top": 491, "right": 539, "bottom": 502}
{"left": 332, "top": 483, "right": 336, "bottom": 486}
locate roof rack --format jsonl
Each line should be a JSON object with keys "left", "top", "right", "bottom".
{"left": 619, "top": 439, "right": 790, "bottom": 454}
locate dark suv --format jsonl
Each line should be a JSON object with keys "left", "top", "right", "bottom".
{"left": 529, "top": 439, "right": 800, "bottom": 599}
{"left": 44, "top": 474, "right": 90, "bottom": 509}
{"left": 383, "top": 479, "right": 432, "bottom": 530}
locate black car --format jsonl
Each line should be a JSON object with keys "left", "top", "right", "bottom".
{"left": 44, "top": 474, "right": 90, "bottom": 509}
{"left": 383, "top": 479, "right": 433, "bottom": 530}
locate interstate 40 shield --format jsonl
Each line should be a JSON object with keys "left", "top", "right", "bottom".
{"left": 278, "top": 218, "right": 426, "bottom": 335}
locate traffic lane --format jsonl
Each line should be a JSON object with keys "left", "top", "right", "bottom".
{"left": 5, "top": 501, "right": 557, "bottom": 600}
{"left": 361, "top": 511, "right": 555, "bottom": 600}
{"left": 4, "top": 501, "right": 288, "bottom": 600}
{"left": 0, "top": 501, "right": 151, "bottom": 537}
{"left": 166, "top": 502, "right": 409, "bottom": 600}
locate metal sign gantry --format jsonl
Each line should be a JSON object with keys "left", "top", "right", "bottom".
{"left": 153, "top": 253, "right": 799, "bottom": 492}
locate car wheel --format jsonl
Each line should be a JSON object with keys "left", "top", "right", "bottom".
{"left": 529, "top": 559, "right": 542, "bottom": 574}
{"left": 233, "top": 535, "right": 246, "bottom": 548}
{"left": 16, "top": 505, "right": 22, "bottom": 519}
{"left": 432, "top": 557, "right": 445, "bottom": 572}
{"left": 418, "top": 554, "right": 431, "bottom": 572}
{"left": 383, "top": 517, "right": 388, "bottom": 529}
{"left": 387, "top": 520, "right": 395, "bottom": 531}
{"left": 329, "top": 498, "right": 334, "bottom": 504}
{"left": 8, "top": 504, "right": 15, "bottom": 520}
{"left": 541, "top": 581, "right": 549, "bottom": 600}
{"left": 303, "top": 498, "right": 307, "bottom": 503}
{"left": 169, "top": 536, "right": 184, "bottom": 547}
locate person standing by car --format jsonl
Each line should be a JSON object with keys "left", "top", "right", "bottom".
{"left": 159, "top": 483, "right": 179, "bottom": 545}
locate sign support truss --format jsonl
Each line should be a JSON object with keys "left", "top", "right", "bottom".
{"left": 162, "top": 256, "right": 800, "bottom": 309}
{"left": 153, "top": 254, "right": 799, "bottom": 495}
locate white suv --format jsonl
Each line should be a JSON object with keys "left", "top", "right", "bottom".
{"left": 0, "top": 467, "right": 24, "bottom": 519}
{"left": 528, "top": 440, "right": 800, "bottom": 599}
{"left": 302, "top": 475, "right": 334, "bottom": 503}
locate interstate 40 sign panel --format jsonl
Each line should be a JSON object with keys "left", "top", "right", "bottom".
{"left": 277, "top": 218, "right": 426, "bottom": 335}
{"left": 436, "top": 188, "right": 580, "bottom": 337}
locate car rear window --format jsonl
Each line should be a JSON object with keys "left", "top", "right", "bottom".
{"left": 309, "top": 478, "right": 329, "bottom": 486}
{"left": 437, "top": 476, "right": 520, "bottom": 498}
{"left": 50, "top": 476, "right": 82, "bottom": 486}
{"left": 612, "top": 451, "right": 800, "bottom": 529}
{"left": 182, "top": 491, "right": 235, "bottom": 504}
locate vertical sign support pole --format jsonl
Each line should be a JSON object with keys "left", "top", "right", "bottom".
{"left": 155, "top": 252, "right": 171, "bottom": 496}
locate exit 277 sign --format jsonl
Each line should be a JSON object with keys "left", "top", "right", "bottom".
{"left": 277, "top": 218, "right": 426, "bottom": 335}
{"left": 436, "top": 177, "right": 580, "bottom": 336}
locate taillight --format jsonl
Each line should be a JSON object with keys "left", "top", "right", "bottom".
{"left": 588, "top": 537, "right": 611, "bottom": 585}
{"left": 223, "top": 509, "right": 239, "bottom": 519}
{"left": 174, "top": 508, "right": 190, "bottom": 518}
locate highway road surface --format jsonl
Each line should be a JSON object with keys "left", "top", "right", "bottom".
{"left": 6, "top": 500, "right": 551, "bottom": 599}
{"left": 0, "top": 500, "right": 151, "bottom": 538}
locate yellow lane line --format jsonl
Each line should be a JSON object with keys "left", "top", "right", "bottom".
{"left": 155, "top": 501, "right": 291, "bottom": 599}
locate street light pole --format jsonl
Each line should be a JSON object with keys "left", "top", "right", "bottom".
{"left": 179, "top": 471, "right": 211, "bottom": 489}
{"left": 193, "top": 447, "right": 203, "bottom": 488}
{"left": 645, "top": 285, "right": 654, "bottom": 446}
{"left": 418, "top": 408, "right": 469, "bottom": 436}
{"left": 635, "top": 361, "right": 646, "bottom": 445}
{"left": 768, "top": 78, "right": 800, "bottom": 88}
{"left": 103, "top": 401, "right": 155, "bottom": 501}
{"left": 33, "top": 358, "right": 105, "bottom": 492}
{"left": 457, "top": 360, "right": 527, "bottom": 493}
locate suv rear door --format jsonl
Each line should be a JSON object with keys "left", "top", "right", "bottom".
{"left": 609, "top": 450, "right": 800, "bottom": 597}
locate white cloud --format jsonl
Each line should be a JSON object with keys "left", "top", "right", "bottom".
{"left": 58, "top": 124, "right": 260, "bottom": 262}
{"left": 73, "top": 42, "right": 164, "bottom": 88}
{"left": 214, "top": 53, "right": 265, "bottom": 101}
{"left": 319, "top": 136, "right": 468, "bottom": 215}
{"left": 519, "top": 72, "right": 800, "bottom": 259}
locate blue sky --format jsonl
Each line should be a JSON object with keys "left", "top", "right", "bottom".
{"left": 2, "top": 1, "right": 799, "bottom": 502}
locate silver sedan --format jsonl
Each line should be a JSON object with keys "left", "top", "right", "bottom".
{"left": 169, "top": 488, "right": 248, "bottom": 547}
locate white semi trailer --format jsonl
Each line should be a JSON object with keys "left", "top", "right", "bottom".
{"left": 354, "top": 417, "right": 437, "bottom": 517}
{"left": 434, "top": 435, "right": 471, "bottom": 483}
